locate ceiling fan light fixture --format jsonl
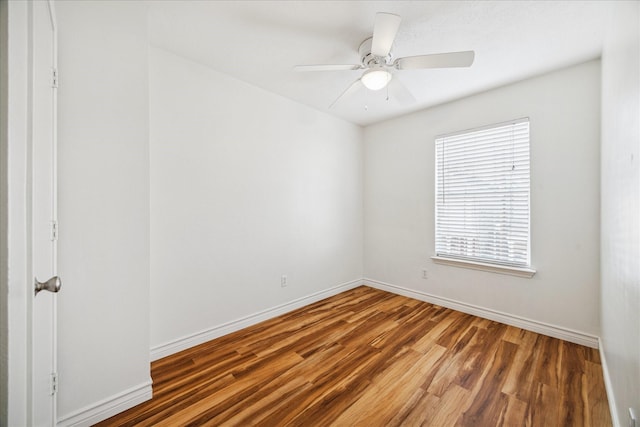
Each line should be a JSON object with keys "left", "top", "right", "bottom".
{"left": 361, "top": 68, "right": 392, "bottom": 91}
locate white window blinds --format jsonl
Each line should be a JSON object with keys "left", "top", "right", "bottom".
{"left": 435, "top": 118, "right": 531, "bottom": 267}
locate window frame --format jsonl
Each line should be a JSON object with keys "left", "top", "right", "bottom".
{"left": 432, "top": 118, "right": 536, "bottom": 278}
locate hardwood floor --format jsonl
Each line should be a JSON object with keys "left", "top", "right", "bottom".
{"left": 96, "top": 286, "right": 611, "bottom": 426}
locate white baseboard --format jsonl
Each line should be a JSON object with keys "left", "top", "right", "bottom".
{"left": 57, "top": 379, "right": 152, "bottom": 427}
{"left": 598, "top": 338, "right": 621, "bottom": 427}
{"left": 150, "top": 278, "right": 364, "bottom": 361}
{"left": 364, "top": 278, "right": 599, "bottom": 349}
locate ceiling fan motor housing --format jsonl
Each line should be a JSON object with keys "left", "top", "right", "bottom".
{"left": 359, "top": 37, "right": 392, "bottom": 68}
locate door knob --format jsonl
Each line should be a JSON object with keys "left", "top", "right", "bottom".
{"left": 34, "top": 276, "right": 62, "bottom": 296}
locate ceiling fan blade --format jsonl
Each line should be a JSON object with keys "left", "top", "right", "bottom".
{"left": 371, "top": 12, "right": 401, "bottom": 57}
{"left": 395, "top": 51, "right": 475, "bottom": 70}
{"left": 294, "top": 64, "right": 362, "bottom": 72}
{"left": 329, "top": 79, "right": 363, "bottom": 109}
{"left": 388, "top": 76, "right": 416, "bottom": 105}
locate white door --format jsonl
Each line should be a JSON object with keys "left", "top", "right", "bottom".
{"left": 31, "top": 0, "right": 60, "bottom": 425}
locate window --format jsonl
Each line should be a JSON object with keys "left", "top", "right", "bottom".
{"left": 434, "top": 118, "right": 533, "bottom": 275}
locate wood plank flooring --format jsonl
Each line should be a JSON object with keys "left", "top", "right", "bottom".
{"left": 96, "top": 286, "right": 611, "bottom": 426}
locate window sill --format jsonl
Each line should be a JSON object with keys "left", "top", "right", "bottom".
{"left": 431, "top": 256, "right": 536, "bottom": 278}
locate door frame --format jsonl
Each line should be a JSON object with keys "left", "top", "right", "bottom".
{"left": 6, "top": 1, "right": 32, "bottom": 424}
{"left": 0, "top": 0, "right": 10, "bottom": 421}
{"left": 5, "top": 0, "right": 58, "bottom": 425}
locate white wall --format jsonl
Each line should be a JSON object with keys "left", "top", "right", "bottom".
{"left": 149, "top": 48, "right": 363, "bottom": 353}
{"left": 56, "top": 1, "right": 151, "bottom": 422}
{"left": 364, "top": 60, "right": 601, "bottom": 337}
{"left": 600, "top": 1, "right": 640, "bottom": 425}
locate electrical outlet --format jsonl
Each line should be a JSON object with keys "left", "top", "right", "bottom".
{"left": 422, "top": 269, "right": 428, "bottom": 279}
{"left": 630, "top": 408, "right": 638, "bottom": 427}
{"left": 281, "top": 275, "right": 287, "bottom": 287}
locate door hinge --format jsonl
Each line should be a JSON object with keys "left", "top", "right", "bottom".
{"left": 50, "top": 220, "right": 58, "bottom": 241}
{"left": 51, "top": 372, "right": 58, "bottom": 395}
{"left": 51, "top": 68, "right": 58, "bottom": 88}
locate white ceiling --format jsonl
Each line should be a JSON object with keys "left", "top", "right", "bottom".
{"left": 147, "top": 1, "right": 609, "bottom": 127}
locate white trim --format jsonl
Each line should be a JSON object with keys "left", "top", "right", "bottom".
{"left": 364, "top": 278, "right": 598, "bottom": 348}
{"left": 150, "top": 278, "right": 364, "bottom": 361}
{"left": 48, "top": 2, "right": 59, "bottom": 425}
{"left": 7, "top": 2, "right": 31, "bottom": 425}
{"left": 436, "top": 117, "right": 530, "bottom": 140}
{"left": 431, "top": 256, "right": 536, "bottom": 278}
{"left": 57, "top": 380, "right": 152, "bottom": 427}
{"left": 598, "top": 338, "right": 620, "bottom": 427}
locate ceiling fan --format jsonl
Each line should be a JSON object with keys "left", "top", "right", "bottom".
{"left": 294, "top": 12, "right": 475, "bottom": 108}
